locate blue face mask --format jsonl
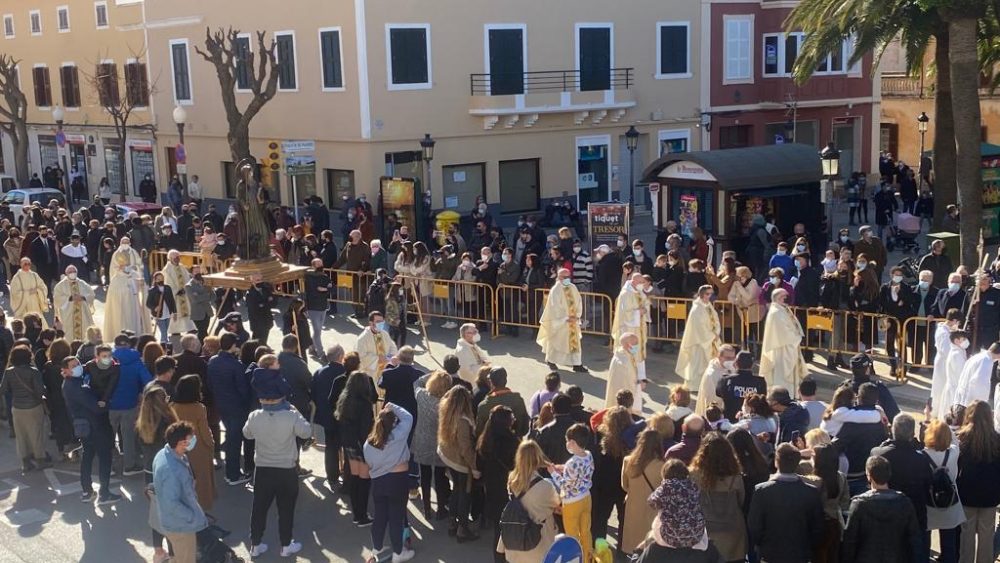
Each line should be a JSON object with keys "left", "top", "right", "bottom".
{"left": 629, "top": 344, "right": 640, "bottom": 355}
{"left": 376, "top": 321, "right": 386, "bottom": 332}
{"left": 185, "top": 435, "right": 197, "bottom": 452}
{"left": 71, "top": 365, "right": 83, "bottom": 378}
{"left": 561, "top": 278, "right": 572, "bottom": 287}
{"left": 918, "top": 280, "right": 930, "bottom": 290}
{"left": 856, "top": 262, "right": 867, "bottom": 271}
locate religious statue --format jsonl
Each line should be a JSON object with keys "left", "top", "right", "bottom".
{"left": 235, "top": 158, "right": 272, "bottom": 261}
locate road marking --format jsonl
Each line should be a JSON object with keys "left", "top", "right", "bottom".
{"left": 3, "top": 508, "right": 48, "bottom": 527}
{"left": 43, "top": 468, "right": 120, "bottom": 497}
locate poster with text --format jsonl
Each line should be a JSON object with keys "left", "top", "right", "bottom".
{"left": 587, "top": 202, "right": 629, "bottom": 253}
{"left": 379, "top": 177, "right": 417, "bottom": 233}
{"left": 678, "top": 194, "right": 699, "bottom": 238}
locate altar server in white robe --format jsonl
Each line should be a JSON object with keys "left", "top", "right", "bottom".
{"left": 931, "top": 309, "right": 963, "bottom": 418}
{"left": 952, "top": 342, "right": 1000, "bottom": 409}
{"left": 938, "top": 330, "right": 970, "bottom": 420}
{"left": 605, "top": 332, "right": 646, "bottom": 413}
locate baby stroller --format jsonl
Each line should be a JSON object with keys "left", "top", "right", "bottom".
{"left": 887, "top": 212, "right": 921, "bottom": 253}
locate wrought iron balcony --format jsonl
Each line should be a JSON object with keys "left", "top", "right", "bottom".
{"left": 469, "top": 68, "right": 633, "bottom": 96}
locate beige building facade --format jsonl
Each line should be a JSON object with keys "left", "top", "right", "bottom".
{"left": 142, "top": 0, "right": 704, "bottom": 219}
{"left": 0, "top": 0, "right": 157, "bottom": 196}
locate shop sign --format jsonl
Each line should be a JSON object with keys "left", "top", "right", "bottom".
{"left": 587, "top": 202, "right": 629, "bottom": 254}
{"left": 659, "top": 160, "right": 717, "bottom": 182}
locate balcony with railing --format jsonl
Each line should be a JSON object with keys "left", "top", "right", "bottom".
{"left": 468, "top": 68, "right": 636, "bottom": 129}
{"left": 881, "top": 74, "right": 929, "bottom": 98}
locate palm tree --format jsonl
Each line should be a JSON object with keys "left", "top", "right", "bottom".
{"left": 787, "top": 0, "right": 957, "bottom": 239}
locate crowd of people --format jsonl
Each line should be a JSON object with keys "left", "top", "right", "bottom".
{"left": 2, "top": 169, "right": 1000, "bottom": 563}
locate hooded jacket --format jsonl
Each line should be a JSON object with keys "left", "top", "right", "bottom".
{"left": 109, "top": 348, "right": 152, "bottom": 411}
{"left": 841, "top": 489, "right": 921, "bottom": 563}
{"left": 776, "top": 401, "right": 810, "bottom": 444}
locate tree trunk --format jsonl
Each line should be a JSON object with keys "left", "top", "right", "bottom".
{"left": 118, "top": 128, "right": 128, "bottom": 203}
{"left": 227, "top": 122, "right": 251, "bottom": 165}
{"left": 932, "top": 32, "right": 956, "bottom": 232}
{"left": 12, "top": 120, "right": 29, "bottom": 188}
{"left": 949, "top": 16, "right": 983, "bottom": 267}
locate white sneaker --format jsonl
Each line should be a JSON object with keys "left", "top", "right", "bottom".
{"left": 250, "top": 543, "right": 268, "bottom": 558}
{"left": 392, "top": 549, "right": 415, "bottom": 563}
{"left": 280, "top": 541, "right": 302, "bottom": 557}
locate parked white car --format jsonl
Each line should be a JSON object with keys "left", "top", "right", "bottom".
{"left": 1, "top": 188, "right": 66, "bottom": 217}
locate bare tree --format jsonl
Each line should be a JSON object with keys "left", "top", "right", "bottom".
{"left": 0, "top": 54, "right": 30, "bottom": 187}
{"left": 84, "top": 48, "right": 155, "bottom": 202}
{"left": 195, "top": 28, "right": 280, "bottom": 163}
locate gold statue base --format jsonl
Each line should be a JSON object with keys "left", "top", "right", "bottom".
{"left": 203, "top": 255, "right": 308, "bottom": 290}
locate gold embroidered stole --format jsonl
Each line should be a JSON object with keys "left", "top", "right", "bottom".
{"left": 563, "top": 285, "right": 580, "bottom": 353}
{"left": 171, "top": 264, "right": 191, "bottom": 317}
{"left": 70, "top": 281, "right": 83, "bottom": 339}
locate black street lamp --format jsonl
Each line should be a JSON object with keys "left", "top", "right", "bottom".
{"left": 917, "top": 111, "right": 930, "bottom": 188}
{"left": 625, "top": 125, "right": 639, "bottom": 208}
{"left": 420, "top": 133, "right": 435, "bottom": 196}
{"left": 820, "top": 141, "right": 840, "bottom": 235}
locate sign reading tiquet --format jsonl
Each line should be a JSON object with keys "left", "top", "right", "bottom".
{"left": 659, "top": 160, "right": 718, "bottom": 182}
{"left": 588, "top": 201, "right": 629, "bottom": 254}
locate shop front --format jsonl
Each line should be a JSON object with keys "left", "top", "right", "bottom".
{"left": 641, "top": 143, "right": 824, "bottom": 255}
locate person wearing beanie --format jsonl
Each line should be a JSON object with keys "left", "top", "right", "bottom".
{"left": 838, "top": 352, "right": 900, "bottom": 422}
{"left": 251, "top": 354, "right": 291, "bottom": 404}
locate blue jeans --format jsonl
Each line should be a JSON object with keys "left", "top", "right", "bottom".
{"left": 155, "top": 318, "right": 170, "bottom": 344}
{"left": 371, "top": 471, "right": 409, "bottom": 554}
{"left": 221, "top": 413, "right": 248, "bottom": 481}
{"left": 81, "top": 422, "right": 113, "bottom": 496}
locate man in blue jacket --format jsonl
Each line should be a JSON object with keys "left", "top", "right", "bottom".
{"left": 63, "top": 356, "right": 120, "bottom": 505}
{"left": 153, "top": 420, "right": 209, "bottom": 563}
{"left": 207, "top": 332, "right": 252, "bottom": 486}
{"left": 107, "top": 334, "right": 152, "bottom": 476}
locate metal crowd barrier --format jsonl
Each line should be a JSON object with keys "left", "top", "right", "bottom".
{"left": 533, "top": 288, "right": 615, "bottom": 337}
{"left": 322, "top": 268, "right": 375, "bottom": 307}
{"left": 493, "top": 284, "right": 613, "bottom": 338}
{"left": 900, "top": 316, "right": 940, "bottom": 378}
{"left": 397, "top": 275, "right": 496, "bottom": 329}
{"left": 646, "top": 296, "right": 744, "bottom": 346}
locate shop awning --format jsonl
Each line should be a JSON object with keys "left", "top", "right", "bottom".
{"left": 641, "top": 143, "right": 823, "bottom": 190}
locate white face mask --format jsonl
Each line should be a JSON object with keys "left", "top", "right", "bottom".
{"left": 959, "top": 339, "right": 971, "bottom": 350}
{"left": 462, "top": 260, "right": 473, "bottom": 268}
{"left": 770, "top": 276, "right": 781, "bottom": 286}
{"left": 840, "top": 235, "right": 849, "bottom": 243}
{"left": 949, "top": 282, "right": 961, "bottom": 292}
{"left": 856, "top": 262, "right": 867, "bottom": 271}
{"left": 67, "top": 273, "right": 77, "bottom": 280}
{"left": 892, "top": 275, "right": 903, "bottom": 284}
{"left": 776, "top": 249, "right": 786, "bottom": 256}
{"left": 472, "top": 333, "right": 481, "bottom": 343}
{"left": 918, "top": 280, "right": 930, "bottom": 290}
{"left": 722, "top": 359, "right": 735, "bottom": 370}
{"left": 573, "top": 246, "right": 582, "bottom": 254}
{"left": 796, "top": 245, "right": 806, "bottom": 252}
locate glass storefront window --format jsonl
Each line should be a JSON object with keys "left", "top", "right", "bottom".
{"left": 577, "top": 140, "right": 609, "bottom": 209}
{"left": 130, "top": 145, "right": 154, "bottom": 196}
{"left": 104, "top": 140, "right": 123, "bottom": 194}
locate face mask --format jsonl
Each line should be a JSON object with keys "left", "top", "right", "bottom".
{"left": 797, "top": 262, "right": 806, "bottom": 270}
{"left": 561, "top": 278, "right": 572, "bottom": 287}
{"left": 573, "top": 246, "right": 582, "bottom": 254}
{"left": 633, "top": 249, "right": 642, "bottom": 256}
{"left": 959, "top": 340, "right": 971, "bottom": 350}
{"left": 856, "top": 262, "right": 867, "bottom": 271}
{"left": 527, "top": 222, "right": 535, "bottom": 227}
{"left": 375, "top": 321, "right": 386, "bottom": 332}
{"left": 462, "top": 260, "right": 473, "bottom": 268}
{"left": 517, "top": 221, "right": 525, "bottom": 227}
{"left": 863, "top": 233, "right": 872, "bottom": 240}
{"left": 121, "top": 244, "right": 131, "bottom": 250}
{"left": 949, "top": 282, "right": 961, "bottom": 292}
{"left": 472, "top": 333, "right": 482, "bottom": 343}
{"left": 503, "top": 254, "right": 512, "bottom": 263}
{"left": 775, "top": 249, "right": 786, "bottom": 256}
{"left": 840, "top": 235, "right": 849, "bottom": 243}
{"left": 668, "top": 260, "right": 677, "bottom": 267}
{"left": 347, "top": 213, "right": 356, "bottom": 220}
{"left": 821, "top": 258, "right": 837, "bottom": 271}
{"left": 617, "top": 240, "right": 626, "bottom": 248}
{"left": 643, "top": 286, "right": 652, "bottom": 294}
{"left": 217, "top": 240, "right": 226, "bottom": 246}
{"left": 98, "top": 357, "right": 112, "bottom": 368}
{"left": 67, "top": 273, "right": 77, "bottom": 280}
{"left": 156, "top": 280, "right": 164, "bottom": 286}
{"left": 185, "top": 435, "right": 197, "bottom": 452}
{"left": 162, "top": 229, "right": 171, "bottom": 235}
{"left": 918, "top": 280, "right": 929, "bottom": 290}
{"left": 770, "top": 276, "right": 781, "bottom": 286}
{"left": 71, "top": 365, "right": 83, "bottom": 378}
{"left": 796, "top": 245, "right": 806, "bottom": 252}
{"left": 723, "top": 360, "right": 735, "bottom": 370}
{"left": 629, "top": 344, "right": 640, "bottom": 355}
{"left": 892, "top": 275, "right": 903, "bottom": 284}
{"left": 478, "top": 205, "right": 487, "bottom": 213}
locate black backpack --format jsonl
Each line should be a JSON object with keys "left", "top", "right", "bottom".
{"left": 499, "top": 476, "right": 544, "bottom": 551}
{"left": 924, "top": 449, "right": 958, "bottom": 509}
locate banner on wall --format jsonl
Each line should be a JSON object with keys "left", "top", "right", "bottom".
{"left": 587, "top": 202, "right": 629, "bottom": 253}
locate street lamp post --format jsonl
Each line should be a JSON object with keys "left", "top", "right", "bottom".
{"left": 820, "top": 141, "right": 841, "bottom": 238}
{"left": 51, "top": 106, "right": 69, "bottom": 202}
{"left": 625, "top": 125, "right": 639, "bottom": 210}
{"left": 420, "top": 132, "right": 436, "bottom": 198}
{"left": 172, "top": 105, "right": 188, "bottom": 191}
{"left": 917, "top": 111, "right": 930, "bottom": 189}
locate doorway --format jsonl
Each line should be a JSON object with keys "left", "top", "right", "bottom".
{"left": 487, "top": 26, "right": 525, "bottom": 96}
{"left": 834, "top": 120, "right": 857, "bottom": 178}
{"left": 577, "top": 25, "right": 611, "bottom": 91}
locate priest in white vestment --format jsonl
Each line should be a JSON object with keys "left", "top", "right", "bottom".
{"left": 605, "top": 332, "right": 646, "bottom": 413}
{"left": 611, "top": 273, "right": 649, "bottom": 360}
{"left": 103, "top": 237, "right": 149, "bottom": 338}
{"left": 161, "top": 250, "right": 196, "bottom": 338}
{"left": 676, "top": 285, "right": 722, "bottom": 389}
{"left": 695, "top": 344, "right": 737, "bottom": 416}
{"left": 454, "top": 323, "right": 490, "bottom": 384}
{"left": 938, "top": 330, "right": 970, "bottom": 419}
{"left": 932, "top": 313, "right": 962, "bottom": 418}
{"left": 10, "top": 257, "right": 49, "bottom": 326}
{"left": 355, "top": 311, "right": 398, "bottom": 382}
{"left": 759, "top": 288, "right": 808, "bottom": 390}
{"left": 52, "top": 265, "right": 95, "bottom": 342}
{"left": 537, "top": 268, "right": 587, "bottom": 372}
{"left": 952, "top": 344, "right": 1000, "bottom": 408}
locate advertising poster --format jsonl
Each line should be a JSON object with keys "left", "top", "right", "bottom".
{"left": 587, "top": 202, "right": 629, "bottom": 253}
{"left": 678, "top": 194, "right": 699, "bottom": 238}
{"left": 380, "top": 177, "right": 417, "bottom": 232}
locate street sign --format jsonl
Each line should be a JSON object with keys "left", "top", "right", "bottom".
{"left": 648, "top": 182, "right": 660, "bottom": 194}
{"left": 774, "top": 135, "right": 784, "bottom": 144}
{"left": 544, "top": 535, "right": 583, "bottom": 563}
{"left": 175, "top": 143, "right": 186, "bottom": 164}
{"left": 176, "top": 164, "right": 187, "bottom": 174}
{"left": 55, "top": 130, "right": 66, "bottom": 148}
{"left": 285, "top": 154, "right": 316, "bottom": 176}
{"left": 281, "top": 140, "right": 315, "bottom": 153}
